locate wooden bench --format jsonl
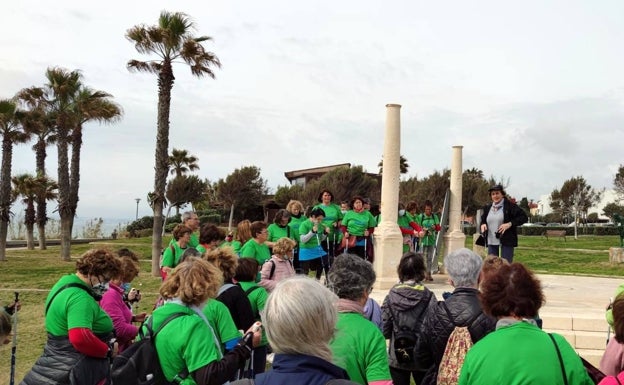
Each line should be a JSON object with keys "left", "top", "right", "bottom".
{"left": 544, "top": 229, "right": 567, "bottom": 241}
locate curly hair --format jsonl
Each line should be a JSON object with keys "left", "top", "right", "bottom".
{"left": 76, "top": 249, "right": 121, "bottom": 280}
{"left": 273, "top": 237, "right": 296, "bottom": 256}
{"left": 327, "top": 253, "right": 375, "bottom": 301}
{"left": 204, "top": 247, "right": 239, "bottom": 281}
{"left": 160, "top": 258, "right": 223, "bottom": 306}
{"left": 482, "top": 255, "right": 509, "bottom": 284}
{"left": 0, "top": 310, "right": 11, "bottom": 341}
{"left": 406, "top": 201, "right": 419, "bottom": 213}
{"left": 172, "top": 224, "right": 192, "bottom": 241}
{"left": 479, "top": 263, "right": 545, "bottom": 318}
{"left": 235, "top": 257, "right": 259, "bottom": 282}
{"left": 350, "top": 196, "right": 364, "bottom": 207}
{"left": 317, "top": 189, "right": 334, "bottom": 203}
{"left": 286, "top": 200, "right": 304, "bottom": 214}
{"left": 397, "top": 252, "right": 426, "bottom": 282}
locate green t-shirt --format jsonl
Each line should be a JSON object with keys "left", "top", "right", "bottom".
{"left": 267, "top": 223, "right": 293, "bottom": 243}
{"left": 202, "top": 299, "right": 241, "bottom": 352}
{"left": 45, "top": 274, "right": 113, "bottom": 336}
{"left": 342, "top": 210, "right": 377, "bottom": 236}
{"left": 458, "top": 322, "right": 593, "bottom": 385}
{"left": 162, "top": 242, "right": 188, "bottom": 269}
{"left": 330, "top": 312, "right": 392, "bottom": 385}
{"left": 239, "top": 281, "right": 269, "bottom": 346}
{"left": 240, "top": 239, "right": 271, "bottom": 265}
{"left": 231, "top": 240, "right": 244, "bottom": 255}
{"left": 289, "top": 215, "right": 306, "bottom": 245}
{"left": 147, "top": 303, "right": 221, "bottom": 382}
{"left": 416, "top": 213, "right": 439, "bottom": 246}
{"left": 298, "top": 219, "right": 328, "bottom": 249}
{"left": 313, "top": 203, "right": 343, "bottom": 237}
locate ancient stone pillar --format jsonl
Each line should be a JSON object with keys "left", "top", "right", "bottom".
{"left": 443, "top": 145, "right": 466, "bottom": 256}
{"left": 373, "top": 104, "right": 403, "bottom": 289}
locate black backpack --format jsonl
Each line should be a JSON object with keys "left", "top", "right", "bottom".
{"left": 388, "top": 291, "right": 431, "bottom": 364}
{"left": 111, "top": 312, "right": 188, "bottom": 385}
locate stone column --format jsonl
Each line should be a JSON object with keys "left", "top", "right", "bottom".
{"left": 443, "top": 145, "right": 466, "bottom": 256}
{"left": 373, "top": 104, "right": 403, "bottom": 289}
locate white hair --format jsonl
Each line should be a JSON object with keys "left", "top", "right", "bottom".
{"left": 262, "top": 276, "right": 337, "bottom": 361}
{"left": 444, "top": 248, "right": 483, "bottom": 288}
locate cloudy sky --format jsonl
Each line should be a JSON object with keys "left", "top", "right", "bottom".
{"left": 1, "top": 0, "right": 623, "bottom": 222}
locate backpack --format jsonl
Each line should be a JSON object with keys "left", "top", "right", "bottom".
{"left": 229, "top": 379, "right": 359, "bottom": 385}
{"left": 111, "top": 312, "right": 187, "bottom": 385}
{"left": 388, "top": 291, "right": 431, "bottom": 364}
{"left": 436, "top": 304, "right": 481, "bottom": 385}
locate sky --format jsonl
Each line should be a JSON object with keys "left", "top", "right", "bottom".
{"left": 1, "top": 0, "right": 623, "bottom": 223}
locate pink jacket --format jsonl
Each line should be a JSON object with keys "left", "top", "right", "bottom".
{"left": 259, "top": 255, "right": 295, "bottom": 292}
{"left": 602, "top": 338, "right": 624, "bottom": 376}
{"left": 100, "top": 283, "right": 138, "bottom": 352}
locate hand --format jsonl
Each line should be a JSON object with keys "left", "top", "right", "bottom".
{"left": 245, "top": 322, "right": 262, "bottom": 348}
{"left": 324, "top": 227, "right": 330, "bottom": 234}
{"left": 480, "top": 224, "right": 487, "bottom": 233}
{"left": 312, "top": 224, "right": 318, "bottom": 233}
{"left": 498, "top": 222, "right": 512, "bottom": 234}
{"left": 132, "top": 312, "right": 147, "bottom": 323}
{"left": 418, "top": 231, "right": 425, "bottom": 238}
{"left": 128, "top": 288, "right": 141, "bottom": 302}
{"left": 344, "top": 232, "right": 349, "bottom": 238}
{"left": 4, "top": 301, "right": 21, "bottom": 315}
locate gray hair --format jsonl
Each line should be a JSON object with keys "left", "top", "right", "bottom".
{"left": 327, "top": 253, "right": 376, "bottom": 301}
{"left": 181, "top": 211, "right": 197, "bottom": 222}
{"left": 444, "top": 248, "right": 483, "bottom": 288}
{"left": 180, "top": 247, "right": 201, "bottom": 263}
{"left": 262, "top": 276, "right": 337, "bottom": 361}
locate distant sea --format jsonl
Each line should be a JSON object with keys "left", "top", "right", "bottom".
{"left": 7, "top": 214, "right": 134, "bottom": 240}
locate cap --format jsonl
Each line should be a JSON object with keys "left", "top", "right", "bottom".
{"left": 488, "top": 184, "right": 504, "bottom": 192}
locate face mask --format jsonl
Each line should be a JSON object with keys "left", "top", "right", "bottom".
{"left": 121, "top": 282, "right": 131, "bottom": 292}
{"left": 92, "top": 282, "right": 109, "bottom": 299}
{"left": 398, "top": 209, "right": 406, "bottom": 216}
{"left": 341, "top": 210, "right": 347, "bottom": 215}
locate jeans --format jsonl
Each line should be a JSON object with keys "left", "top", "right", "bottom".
{"left": 487, "top": 245, "right": 515, "bottom": 263}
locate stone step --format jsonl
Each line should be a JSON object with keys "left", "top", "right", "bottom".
{"left": 541, "top": 312, "right": 608, "bottom": 333}
{"left": 578, "top": 349, "right": 604, "bottom": 368}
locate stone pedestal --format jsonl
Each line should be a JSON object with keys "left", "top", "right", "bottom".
{"left": 373, "top": 104, "right": 403, "bottom": 290}
{"left": 609, "top": 247, "right": 624, "bottom": 263}
{"left": 443, "top": 145, "right": 466, "bottom": 256}
{"left": 472, "top": 233, "right": 486, "bottom": 256}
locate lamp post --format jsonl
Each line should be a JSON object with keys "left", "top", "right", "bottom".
{"left": 135, "top": 198, "right": 141, "bottom": 220}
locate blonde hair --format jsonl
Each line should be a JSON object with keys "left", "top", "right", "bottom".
{"left": 235, "top": 220, "right": 252, "bottom": 244}
{"left": 273, "top": 237, "right": 296, "bottom": 256}
{"left": 204, "top": 247, "right": 239, "bottom": 281}
{"left": 160, "top": 258, "right": 223, "bottom": 306}
{"left": 286, "top": 200, "right": 304, "bottom": 213}
{"left": 263, "top": 276, "right": 337, "bottom": 361}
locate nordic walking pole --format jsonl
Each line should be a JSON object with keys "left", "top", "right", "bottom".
{"left": 364, "top": 236, "right": 368, "bottom": 261}
{"left": 9, "top": 291, "right": 19, "bottom": 385}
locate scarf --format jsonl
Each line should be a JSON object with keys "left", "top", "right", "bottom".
{"left": 336, "top": 298, "right": 364, "bottom": 314}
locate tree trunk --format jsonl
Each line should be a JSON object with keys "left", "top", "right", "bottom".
{"left": 0, "top": 134, "right": 13, "bottom": 261}
{"left": 57, "top": 125, "right": 72, "bottom": 261}
{"left": 228, "top": 203, "right": 235, "bottom": 232}
{"left": 151, "top": 60, "right": 174, "bottom": 277}
{"left": 35, "top": 138, "right": 48, "bottom": 250}
{"left": 37, "top": 223, "right": 46, "bottom": 250}
{"left": 60, "top": 215, "right": 72, "bottom": 260}
{"left": 26, "top": 224, "right": 35, "bottom": 250}
{"left": 69, "top": 125, "right": 82, "bottom": 241}
{"left": 25, "top": 201, "right": 35, "bottom": 250}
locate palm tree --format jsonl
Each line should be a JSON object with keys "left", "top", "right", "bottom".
{"left": 68, "top": 87, "right": 122, "bottom": 236}
{"left": 0, "top": 99, "right": 31, "bottom": 261}
{"left": 16, "top": 86, "right": 57, "bottom": 249}
{"left": 378, "top": 155, "right": 409, "bottom": 175}
{"left": 127, "top": 11, "right": 221, "bottom": 276}
{"left": 45, "top": 67, "right": 82, "bottom": 260}
{"left": 12, "top": 174, "right": 37, "bottom": 249}
{"left": 169, "top": 148, "right": 199, "bottom": 178}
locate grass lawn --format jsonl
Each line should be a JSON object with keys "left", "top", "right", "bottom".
{"left": 0, "top": 234, "right": 623, "bottom": 382}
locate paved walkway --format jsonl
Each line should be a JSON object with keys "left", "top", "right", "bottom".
{"left": 370, "top": 273, "right": 622, "bottom": 316}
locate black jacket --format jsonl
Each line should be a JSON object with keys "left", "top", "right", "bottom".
{"left": 415, "top": 288, "right": 496, "bottom": 385}
{"left": 381, "top": 282, "right": 436, "bottom": 371}
{"left": 480, "top": 197, "right": 528, "bottom": 247}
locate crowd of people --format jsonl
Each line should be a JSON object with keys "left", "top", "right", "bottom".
{"left": 6, "top": 185, "right": 618, "bottom": 385}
